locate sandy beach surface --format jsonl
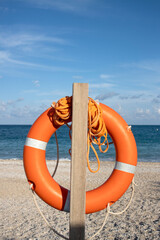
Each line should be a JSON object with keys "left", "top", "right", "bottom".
{"left": 0, "top": 159, "right": 160, "bottom": 240}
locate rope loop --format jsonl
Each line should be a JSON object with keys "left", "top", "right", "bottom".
{"left": 88, "top": 178, "right": 138, "bottom": 240}
{"left": 51, "top": 96, "right": 72, "bottom": 126}
{"left": 51, "top": 96, "right": 109, "bottom": 173}
{"left": 29, "top": 177, "right": 137, "bottom": 240}
{"left": 87, "top": 98, "right": 109, "bottom": 173}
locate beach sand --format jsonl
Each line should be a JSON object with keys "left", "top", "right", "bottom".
{"left": 0, "top": 160, "right": 160, "bottom": 239}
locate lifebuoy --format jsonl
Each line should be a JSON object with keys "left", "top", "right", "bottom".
{"left": 23, "top": 103, "right": 137, "bottom": 214}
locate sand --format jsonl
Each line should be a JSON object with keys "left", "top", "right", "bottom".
{"left": 0, "top": 159, "right": 160, "bottom": 240}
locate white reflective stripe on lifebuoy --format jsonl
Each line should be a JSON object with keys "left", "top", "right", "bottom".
{"left": 63, "top": 190, "right": 70, "bottom": 212}
{"left": 114, "top": 161, "right": 136, "bottom": 174}
{"left": 25, "top": 137, "right": 47, "bottom": 150}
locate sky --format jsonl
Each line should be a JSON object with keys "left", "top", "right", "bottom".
{"left": 0, "top": 0, "right": 160, "bottom": 125}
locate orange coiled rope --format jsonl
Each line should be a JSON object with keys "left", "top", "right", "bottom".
{"left": 87, "top": 97, "right": 109, "bottom": 172}
{"left": 51, "top": 96, "right": 109, "bottom": 173}
{"left": 51, "top": 96, "right": 72, "bottom": 126}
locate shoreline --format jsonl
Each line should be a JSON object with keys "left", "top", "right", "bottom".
{"left": 0, "top": 160, "right": 160, "bottom": 239}
{"left": 0, "top": 157, "right": 160, "bottom": 162}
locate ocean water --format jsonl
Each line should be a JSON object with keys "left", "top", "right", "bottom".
{"left": 0, "top": 124, "right": 159, "bottom": 162}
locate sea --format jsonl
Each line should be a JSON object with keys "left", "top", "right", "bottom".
{"left": 0, "top": 125, "right": 159, "bottom": 162}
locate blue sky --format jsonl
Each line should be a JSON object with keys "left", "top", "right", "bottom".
{"left": 0, "top": 0, "right": 160, "bottom": 124}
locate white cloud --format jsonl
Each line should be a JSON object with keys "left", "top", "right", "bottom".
{"left": 119, "top": 94, "right": 144, "bottom": 100}
{"left": 0, "top": 51, "right": 10, "bottom": 62}
{"left": 72, "top": 75, "right": 83, "bottom": 79}
{"left": 0, "top": 50, "right": 79, "bottom": 72}
{"left": 7, "top": 98, "right": 24, "bottom": 105}
{"left": 0, "top": 28, "right": 83, "bottom": 73}
{"left": 33, "top": 80, "right": 40, "bottom": 88}
{"left": 115, "top": 103, "right": 126, "bottom": 116}
{"left": 95, "top": 92, "right": 119, "bottom": 100}
{"left": 0, "top": 101, "right": 6, "bottom": 111}
{"left": 152, "top": 94, "right": 160, "bottom": 104}
{"left": 146, "top": 109, "right": 150, "bottom": 114}
{"left": 0, "top": 30, "right": 70, "bottom": 66}
{"left": 122, "top": 59, "right": 160, "bottom": 73}
{"left": 0, "top": 33, "right": 67, "bottom": 48}
{"left": 136, "top": 108, "right": 143, "bottom": 114}
{"left": 117, "top": 104, "right": 122, "bottom": 112}
{"left": 90, "top": 83, "right": 114, "bottom": 88}
{"left": 23, "top": 0, "right": 97, "bottom": 15}
{"left": 155, "top": 108, "right": 160, "bottom": 115}
{"left": 136, "top": 108, "right": 152, "bottom": 119}
{"left": 0, "top": 98, "right": 24, "bottom": 112}
{"left": 100, "top": 74, "right": 112, "bottom": 79}
{"left": 0, "top": 101, "right": 50, "bottom": 124}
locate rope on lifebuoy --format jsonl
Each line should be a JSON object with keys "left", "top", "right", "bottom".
{"left": 51, "top": 132, "right": 59, "bottom": 178}
{"left": 51, "top": 96, "right": 109, "bottom": 173}
{"left": 29, "top": 177, "right": 137, "bottom": 240}
{"left": 88, "top": 178, "right": 138, "bottom": 240}
{"left": 30, "top": 184, "right": 68, "bottom": 240}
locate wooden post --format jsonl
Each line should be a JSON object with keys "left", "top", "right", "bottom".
{"left": 69, "top": 83, "right": 88, "bottom": 240}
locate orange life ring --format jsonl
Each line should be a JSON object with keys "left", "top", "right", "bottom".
{"left": 23, "top": 103, "right": 137, "bottom": 214}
